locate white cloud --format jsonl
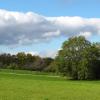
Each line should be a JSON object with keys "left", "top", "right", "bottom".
{"left": 25, "top": 51, "right": 39, "bottom": 56}
{"left": 0, "top": 9, "right": 100, "bottom": 45}
{"left": 79, "top": 32, "right": 92, "bottom": 38}
{"left": 39, "top": 50, "right": 58, "bottom": 58}
{"left": 43, "top": 30, "right": 60, "bottom": 37}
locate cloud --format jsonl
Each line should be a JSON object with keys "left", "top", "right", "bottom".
{"left": 0, "top": 9, "right": 100, "bottom": 45}
{"left": 39, "top": 50, "right": 58, "bottom": 58}
{"left": 25, "top": 51, "right": 39, "bottom": 56}
{"left": 79, "top": 32, "right": 92, "bottom": 38}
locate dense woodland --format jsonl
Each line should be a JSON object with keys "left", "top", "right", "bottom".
{"left": 0, "top": 53, "right": 54, "bottom": 72}
{"left": 0, "top": 36, "right": 100, "bottom": 80}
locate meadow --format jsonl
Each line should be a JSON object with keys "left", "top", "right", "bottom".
{"left": 0, "top": 69, "right": 100, "bottom": 100}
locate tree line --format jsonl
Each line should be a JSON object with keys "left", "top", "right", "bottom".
{"left": 0, "top": 52, "right": 54, "bottom": 72}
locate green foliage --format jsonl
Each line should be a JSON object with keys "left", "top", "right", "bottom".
{"left": 44, "top": 60, "right": 58, "bottom": 72}
{"left": 7, "top": 63, "right": 18, "bottom": 70}
{"left": 0, "top": 52, "right": 54, "bottom": 72}
{"left": 56, "top": 36, "right": 100, "bottom": 80}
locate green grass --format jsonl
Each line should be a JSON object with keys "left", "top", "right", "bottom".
{"left": 0, "top": 69, "right": 100, "bottom": 100}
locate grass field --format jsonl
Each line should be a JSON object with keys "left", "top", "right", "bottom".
{"left": 0, "top": 69, "right": 100, "bottom": 100}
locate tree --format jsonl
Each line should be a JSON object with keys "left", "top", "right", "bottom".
{"left": 32, "top": 56, "right": 44, "bottom": 71}
{"left": 16, "top": 52, "right": 26, "bottom": 69}
{"left": 45, "top": 60, "right": 58, "bottom": 72}
{"left": 56, "top": 36, "right": 100, "bottom": 80}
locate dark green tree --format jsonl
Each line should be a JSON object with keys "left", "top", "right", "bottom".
{"left": 56, "top": 36, "right": 100, "bottom": 80}
{"left": 16, "top": 52, "right": 26, "bottom": 69}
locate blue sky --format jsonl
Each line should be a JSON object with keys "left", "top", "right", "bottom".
{"left": 0, "top": 0, "right": 100, "bottom": 57}
{"left": 0, "top": 0, "right": 100, "bottom": 17}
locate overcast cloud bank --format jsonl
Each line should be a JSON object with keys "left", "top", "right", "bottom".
{"left": 0, "top": 9, "right": 100, "bottom": 45}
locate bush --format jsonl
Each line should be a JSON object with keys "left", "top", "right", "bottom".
{"left": 7, "top": 63, "right": 18, "bottom": 70}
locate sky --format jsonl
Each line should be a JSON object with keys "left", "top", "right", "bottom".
{"left": 0, "top": 0, "right": 100, "bottom": 57}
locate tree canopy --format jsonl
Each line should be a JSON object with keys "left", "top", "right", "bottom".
{"left": 56, "top": 36, "right": 100, "bottom": 80}
{"left": 0, "top": 52, "right": 54, "bottom": 72}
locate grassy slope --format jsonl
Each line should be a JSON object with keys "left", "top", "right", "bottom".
{"left": 0, "top": 69, "right": 100, "bottom": 100}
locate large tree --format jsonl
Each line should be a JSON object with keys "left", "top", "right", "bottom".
{"left": 56, "top": 36, "right": 100, "bottom": 80}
